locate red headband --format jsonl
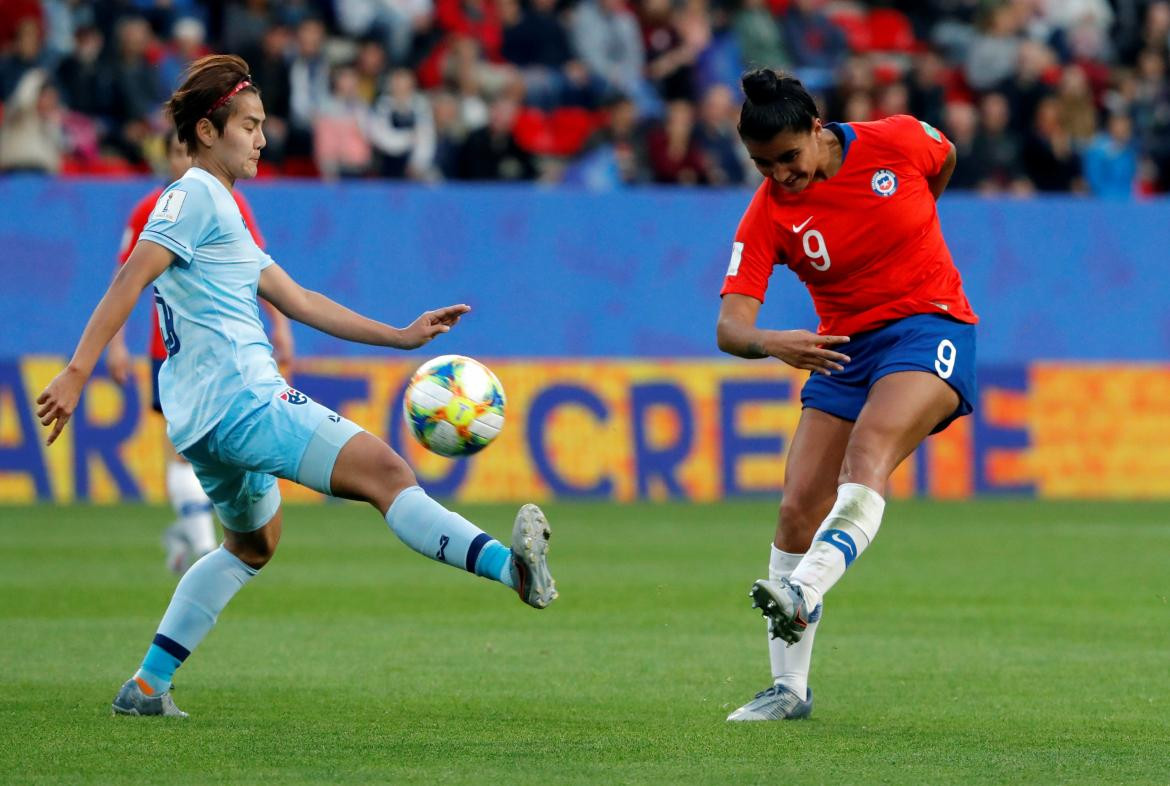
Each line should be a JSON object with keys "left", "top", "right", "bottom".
{"left": 205, "top": 79, "right": 252, "bottom": 117}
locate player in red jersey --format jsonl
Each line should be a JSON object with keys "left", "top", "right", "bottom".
{"left": 106, "top": 129, "right": 294, "bottom": 574}
{"left": 719, "top": 69, "right": 978, "bottom": 721}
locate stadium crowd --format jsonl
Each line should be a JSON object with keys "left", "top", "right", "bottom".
{"left": 0, "top": 0, "right": 1165, "bottom": 195}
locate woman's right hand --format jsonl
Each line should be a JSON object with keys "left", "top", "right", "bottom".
{"left": 767, "top": 330, "right": 851, "bottom": 375}
{"left": 36, "top": 366, "right": 89, "bottom": 446}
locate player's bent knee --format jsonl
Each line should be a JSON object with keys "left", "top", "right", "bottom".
{"left": 223, "top": 510, "right": 282, "bottom": 569}
{"left": 839, "top": 442, "right": 894, "bottom": 488}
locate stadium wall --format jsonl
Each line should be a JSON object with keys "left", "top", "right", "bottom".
{"left": 1, "top": 178, "right": 1167, "bottom": 501}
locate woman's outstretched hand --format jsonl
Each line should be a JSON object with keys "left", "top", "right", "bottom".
{"left": 398, "top": 304, "right": 471, "bottom": 349}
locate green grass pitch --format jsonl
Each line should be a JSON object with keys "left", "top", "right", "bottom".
{"left": 1, "top": 499, "right": 1167, "bottom": 784}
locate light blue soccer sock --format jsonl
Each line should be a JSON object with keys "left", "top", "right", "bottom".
{"left": 133, "top": 547, "right": 258, "bottom": 695}
{"left": 385, "top": 485, "right": 515, "bottom": 588}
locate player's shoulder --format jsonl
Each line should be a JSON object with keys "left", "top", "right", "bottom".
{"left": 149, "top": 169, "right": 220, "bottom": 225}
{"left": 852, "top": 115, "right": 948, "bottom": 151}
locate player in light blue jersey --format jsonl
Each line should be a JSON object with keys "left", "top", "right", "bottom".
{"left": 36, "top": 54, "right": 557, "bottom": 719}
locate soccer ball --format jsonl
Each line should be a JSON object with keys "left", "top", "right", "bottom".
{"left": 403, "top": 355, "right": 506, "bottom": 457}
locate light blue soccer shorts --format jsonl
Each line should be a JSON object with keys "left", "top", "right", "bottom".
{"left": 181, "top": 381, "right": 363, "bottom": 532}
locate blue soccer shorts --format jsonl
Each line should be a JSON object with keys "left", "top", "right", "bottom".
{"left": 800, "top": 313, "right": 977, "bottom": 434}
{"left": 181, "top": 381, "right": 363, "bottom": 532}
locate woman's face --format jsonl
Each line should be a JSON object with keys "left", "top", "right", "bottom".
{"left": 742, "top": 120, "right": 822, "bottom": 194}
{"left": 200, "top": 91, "right": 266, "bottom": 180}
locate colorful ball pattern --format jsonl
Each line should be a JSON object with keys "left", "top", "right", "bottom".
{"left": 403, "top": 355, "right": 506, "bottom": 457}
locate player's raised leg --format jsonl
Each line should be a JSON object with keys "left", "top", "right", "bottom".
{"left": 328, "top": 431, "right": 557, "bottom": 608}
{"left": 727, "top": 408, "right": 849, "bottom": 722}
{"left": 772, "top": 372, "right": 959, "bottom": 639}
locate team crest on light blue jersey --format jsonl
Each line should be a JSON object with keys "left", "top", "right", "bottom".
{"left": 280, "top": 388, "right": 308, "bottom": 405}
{"left": 871, "top": 169, "right": 898, "bottom": 196}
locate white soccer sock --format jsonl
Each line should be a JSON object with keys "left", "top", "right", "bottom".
{"left": 768, "top": 545, "right": 817, "bottom": 697}
{"left": 167, "top": 460, "right": 218, "bottom": 555}
{"left": 789, "top": 483, "right": 886, "bottom": 612}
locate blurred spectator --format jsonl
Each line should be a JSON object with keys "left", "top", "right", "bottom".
{"left": 109, "top": 16, "right": 163, "bottom": 163}
{"left": 456, "top": 94, "right": 537, "bottom": 179}
{"left": 1132, "top": 48, "right": 1170, "bottom": 189}
{"left": 971, "top": 91, "right": 1030, "bottom": 194}
{"left": 782, "top": 0, "right": 847, "bottom": 88}
{"left": 501, "top": 0, "right": 600, "bottom": 109}
{"left": 570, "top": 0, "right": 648, "bottom": 106}
{"left": 640, "top": 0, "right": 704, "bottom": 102}
{"left": 1023, "top": 96, "right": 1084, "bottom": 193}
{"left": 733, "top": 0, "right": 788, "bottom": 71}
{"left": 828, "top": 55, "right": 876, "bottom": 119}
{"left": 842, "top": 90, "right": 874, "bottom": 122}
{"left": 159, "top": 17, "right": 210, "bottom": 93}
{"left": 367, "top": 67, "right": 436, "bottom": 178}
{"left": 222, "top": 0, "right": 274, "bottom": 55}
{"left": 18, "top": 0, "right": 1170, "bottom": 194}
{"left": 1084, "top": 112, "right": 1138, "bottom": 198}
{"left": 429, "top": 90, "right": 466, "bottom": 178}
{"left": 55, "top": 24, "right": 114, "bottom": 122}
{"left": 337, "top": 0, "right": 436, "bottom": 65}
{"left": 943, "top": 101, "right": 981, "bottom": 190}
{"left": 355, "top": 37, "right": 390, "bottom": 105}
{"left": 876, "top": 82, "right": 910, "bottom": 119}
{"left": 907, "top": 50, "right": 948, "bottom": 132}
{"left": 314, "top": 64, "right": 374, "bottom": 179}
{"left": 0, "top": 16, "right": 48, "bottom": 100}
{"left": 500, "top": 0, "right": 569, "bottom": 69}
{"left": 1055, "top": 64, "right": 1098, "bottom": 149}
{"left": 1003, "top": 40, "right": 1058, "bottom": 136}
{"left": 289, "top": 17, "right": 331, "bottom": 156}
{"left": 435, "top": 0, "right": 503, "bottom": 63}
{"left": 646, "top": 99, "right": 707, "bottom": 184}
{"left": 1123, "top": 1, "right": 1170, "bottom": 63}
{"left": 0, "top": 68, "right": 64, "bottom": 173}
{"left": 563, "top": 95, "right": 648, "bottom": 187}
{"left": 964, "top": 3, "right": 1022, "bottom": 92}
{"left": 694, "top": 83, "right": 748, "bottom": 185}
{"left": 241, "top": 23, "right": 292, "bottom": 161}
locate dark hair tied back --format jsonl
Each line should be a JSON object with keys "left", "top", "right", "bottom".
{"left": 738, "top": 68, "right": 819, "bottom": 142}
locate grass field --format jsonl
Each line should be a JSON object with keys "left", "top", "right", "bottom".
{"left": 1, "top": 499, "right": 1168, "bottom": 784}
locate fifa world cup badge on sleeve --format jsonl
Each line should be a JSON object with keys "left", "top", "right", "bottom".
{"left": 151, "top": 190, "right": 187, "bottom": 222}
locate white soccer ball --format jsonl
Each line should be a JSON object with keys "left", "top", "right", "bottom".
{"left": 403, "top": 355, "right": 506, "bottom": 457}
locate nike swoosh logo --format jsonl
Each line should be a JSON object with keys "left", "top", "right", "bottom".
{"left": 791, "top": 216, "right": 813, "bottom": 233}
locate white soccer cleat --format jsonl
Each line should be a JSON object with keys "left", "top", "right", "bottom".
{"left": 510, "top": 504, "right": 557, "bottom": 609}
{"left": 750, "top": 577, "right": 821, "bottom": 645}
{"left": 727, "top": 683, "right": 813, "bottom": 721}
{"left": 111, "top": 678, "right": 188, "bottom": 718}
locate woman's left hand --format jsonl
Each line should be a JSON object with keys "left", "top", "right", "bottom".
{"left": 399, "top": 304, "right": 471, "bottom": 349}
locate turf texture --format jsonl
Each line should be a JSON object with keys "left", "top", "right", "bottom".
{"left": 1, "top": 499, "right": 1167, "bottom": 784}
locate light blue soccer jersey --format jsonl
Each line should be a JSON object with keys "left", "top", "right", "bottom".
{"left": 140, "top": 166, "right": 282, "bottom": 451}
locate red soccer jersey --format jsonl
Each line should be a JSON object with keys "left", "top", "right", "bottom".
{"left": 720, "top": 114, "right": 978, "bottom": 337}
{"left": 118, "top": 184, "right": 267, "bottom": 360}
